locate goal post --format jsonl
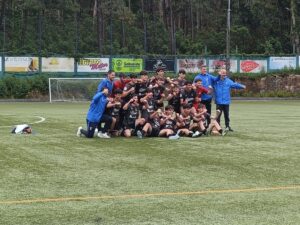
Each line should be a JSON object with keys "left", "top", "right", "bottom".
{"left": 48, "top": 77, "right": 104, "bottom": 103}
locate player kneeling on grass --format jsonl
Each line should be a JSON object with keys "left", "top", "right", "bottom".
{"left": 97, "top": 106, "right": 113, "bottom": 139}
{"left": 122, "top": 95, "right": 145, "bottom": 137}
{"left": 77, "top": 87, "right": 109, "bottom": 138}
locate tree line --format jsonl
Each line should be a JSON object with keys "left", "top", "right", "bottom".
{"left": 0, "top": 0, "right": 299, "bottom": 56}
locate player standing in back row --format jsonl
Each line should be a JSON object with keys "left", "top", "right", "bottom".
{"left": 193, "top": 66, "right": 217, "bottom": 125}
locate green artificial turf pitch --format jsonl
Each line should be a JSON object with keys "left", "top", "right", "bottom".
{"left": 0, "top": 101, "right": 299, "bottom": 225}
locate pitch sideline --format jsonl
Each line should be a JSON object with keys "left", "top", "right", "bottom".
{"left": 0, "top": 185, "right": 299, "bottom": 205}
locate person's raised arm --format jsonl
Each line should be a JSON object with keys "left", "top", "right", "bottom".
{"left": 229, "top": 79, "right": 246, "bottom": 90}
{"left": 123, "top": 98, "right": 134, "bottom": 110}
{"left": 93, "top": 88, "right": 108, "bottom": 102}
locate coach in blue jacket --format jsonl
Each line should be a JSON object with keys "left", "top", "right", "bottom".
{"left": 213, "top": 69, "right": 246, "bottom": 132}
{"left": 77, "top": 87, "right": 110, "bottom": 138}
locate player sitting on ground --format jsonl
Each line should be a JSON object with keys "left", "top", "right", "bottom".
{"left": 176, "top": 104, "right": 194, "bottom": 137}
{"left": 158, "top": 105, "right": 177, "bottom": 138}
{"left": 191, "top": 96, "right": 208, "bottom": 136}
{"left": 206, "top": 110, "right": 227, "bottom": 136}
{"left": 137, "top": 109, "right": 162, "bottom": 138}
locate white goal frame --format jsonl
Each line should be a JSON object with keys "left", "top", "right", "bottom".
{"left": 48, "top": 77, "right": 104, "bottom": 103}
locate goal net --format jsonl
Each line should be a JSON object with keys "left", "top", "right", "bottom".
{"left": 49, "top": 78, "right": 104, "bottom": 102}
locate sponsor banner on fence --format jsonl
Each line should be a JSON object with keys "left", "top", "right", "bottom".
{"left": 5, "top": 57, "right": 39, "bottom": 72}
{"left": 269, "top": 57, "right": 296, "bottom": 70}
{"left": 112, "top": 58, "right": 143, "bottom": 73}
{"left": 42, "top": 57, "right": 74, "bottom": 72}
{"left": 145, "top": 59, "right": 175, "bottom": 72}
{"left": 177, "top": 58, "right": 206, "bottom": 73}
{"left": 240, "top": 59, "right": 267, "bottom": 73}
{"left": 77, "top": 58, "right": 109, "bottom": 73}
{"left": 208, "top": 59, "right": 238, "bottom": 73}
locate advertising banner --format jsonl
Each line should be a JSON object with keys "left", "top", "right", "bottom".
{"left": 240, "top": 59, "right": 267, "bottom": 73}
{"left": 269, "top": 57, "right": 296, "bottom": 70}
{"left": 5, "top": 57, "right": 39, "bottom": 72}
{"left": 145, "top": 59, "right": 175, "bottom": 72}
{"left": 208, "top": 59, "right": 238, "bottom": 73}
{"left": 77, "top": 58, "right": 109, "bottom": 73}
{"left": 42, "top": 57, "right": 74, "bottom": 72}
{"left": 176, "top": 58, "right": 206, "bottom": 73}
{"left": 112, "top": 58, "right": 143, "bottom": 73}
{"left": 0, "top": 57, "right": 2, "bottom": 72}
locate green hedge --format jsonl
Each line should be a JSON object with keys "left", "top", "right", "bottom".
{"left": 0, "top": 76, "right": 48, "bottom": 99}
{"left": 0, "top": 72, "right": 299, "bottom": 99}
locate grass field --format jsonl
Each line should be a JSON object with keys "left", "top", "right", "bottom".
{"left": 0, "top": 101, "right": 300, "bottom": 225}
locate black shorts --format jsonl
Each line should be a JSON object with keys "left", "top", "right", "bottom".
{"left": 150, "top": 128, "right": 160, "bottom": 137}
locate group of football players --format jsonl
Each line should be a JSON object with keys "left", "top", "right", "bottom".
{"left": 77, "top": 66, "right": 246, "bottom": 139}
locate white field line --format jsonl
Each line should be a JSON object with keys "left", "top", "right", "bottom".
{"left": 0, "top": 116, "right": 46, "bottom": 128}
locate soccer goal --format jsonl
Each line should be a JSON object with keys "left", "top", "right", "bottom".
{"left": 48, "top": 78, "right": 104, "bottom": 102}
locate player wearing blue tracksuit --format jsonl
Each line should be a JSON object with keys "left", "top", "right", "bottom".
{"left": 213, "top": 69, "right": 246, "bottom": 131}
{"left": 96, "top": 70, "right": 115, "bottom": 94}
{"left": 193, "top": 66, "right": 218, "bottom": 124}
{"left": 77, "top": 88, "right": 109, "bottom": 138}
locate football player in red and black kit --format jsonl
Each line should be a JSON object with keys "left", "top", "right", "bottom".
{"left": 159, "top": 105, "right": 177, "bottom": 137}
{"left": 167, "top": 85, "right": 181, "bottom": 114}
{"left": 105, "top": 89, "right": 123, "bottom": 136}
{"left": 135, "top": 70, "right": 149, "bottom": 102}
{"left": 113, "top": 73, "right": 131, "bottom": 93}
{"left": 150, "top": 77, "right": 165, "bottom": 109}
{"left": 122, "top": 95, "right": 145, "bottom": 137}
{"left": 176, "top": 104, "right": 194, "bottom": 137}
{"left": 180, "top": 81, "right": 197, "bottom": 113}
{"left": 137, "top": 109, "right": 162, "bottom": 138}
{"left": 122, "top": 74, "right": 137, "bottom": 103}
{"left": 173, "top": 69, "right": 187, "bottom": 91}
